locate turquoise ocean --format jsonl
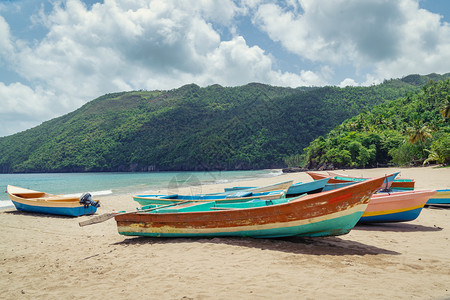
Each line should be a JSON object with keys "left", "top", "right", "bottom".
{"left": 0, "top": 170, "right": 282, "bottom": 208}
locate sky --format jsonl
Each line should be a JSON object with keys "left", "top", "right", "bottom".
{"left": 0, "top": 0, "right": 449, "bottom": 137}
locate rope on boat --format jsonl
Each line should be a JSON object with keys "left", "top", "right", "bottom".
{"left": 79, "top": 193, "right": 100, "bottom": 208}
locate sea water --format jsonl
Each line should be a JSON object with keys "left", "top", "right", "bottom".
{"left": 0, "top": 170, "right": 282, "bottom": 208}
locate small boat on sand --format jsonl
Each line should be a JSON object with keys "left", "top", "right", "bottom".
{"left": 114, "top": 176, "right": 384, "bottom": 238}
{"left": 307, "top": 171, "right": 399, "bottom": 190}
{"left": 133, "top": 190, "right": 286, "bottom": 206}
{"left": 224, "top": 177, "right": 331, "bottom": 197}
{"left": 327, "top": 171, "right": 414, "bottom": 191}
{"left": 359, "top": 190, "right": 436, "bottom": 223}
{"left": 426, "top": 189, "right": 450, "bottom": 207}
{"left": 7, "top": 185, "right": 99, "bottom": 217}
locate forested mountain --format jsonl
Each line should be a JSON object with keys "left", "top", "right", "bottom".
{"left": 0, "top": 73, "right": 449, "bottom": 173}
{"left": 299, "top": 78, "right": 450, "bottom": 169}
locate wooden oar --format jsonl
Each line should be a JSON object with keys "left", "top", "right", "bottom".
{"left": 78, "top": 200, "right": 191, "bottom": 227}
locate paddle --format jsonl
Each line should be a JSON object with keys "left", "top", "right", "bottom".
{"left": 78, "top": 200, "right": 191, "bottom": 227}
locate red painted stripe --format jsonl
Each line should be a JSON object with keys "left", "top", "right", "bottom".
{"left": 328, "top": 193, "right": 351, "bottom": 204}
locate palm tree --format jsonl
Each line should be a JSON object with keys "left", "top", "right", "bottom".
{"left": 407, "top": 121, "right": 432, "bottom": 158}
{"left": 440, "top": 95, "right": 450, "bottom": 119}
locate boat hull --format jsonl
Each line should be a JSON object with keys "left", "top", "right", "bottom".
{"left": 116, "top": 177, "right": 385, "bottom": 238}
{"left": 325, "top": 171, "right": 400, "bottom": 190}
{"left": 118, "top": 209, "right": 366, "bottom": 238}
{"left": 7, "top": 185, "right": 98, "bottom": 217}
{"left": 223, "top": 178, "right": 330, "bottom": 197}
{"left": 359, "top": 190, "right": 435, "bottom": 223}
{"left": 286, "top": 177, "right": 330, "bottom": 197}
{"left": 11, "top": 199, "right": 97, "bottom": 217}
{"left": 133, "top": 191, "right": 286, "bottom": 206}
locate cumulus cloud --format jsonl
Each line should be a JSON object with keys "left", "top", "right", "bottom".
{"left": 0, "top": 0, "right": 449, "bottom": 136}
{"left": 252, "top": 0, "right": 450, "bottom": 82}
{"left": 0, "top": 0, "right": 318, "bottom": 136}
{"left": 339, "top": 78, "right": 358, "bottom": 87}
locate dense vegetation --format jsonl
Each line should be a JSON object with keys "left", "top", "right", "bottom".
{"left": 0, "top": 73, "right": 448, "bottom": 173}
{"left": 298, "top": 78, "right": 450, "bottom": 169}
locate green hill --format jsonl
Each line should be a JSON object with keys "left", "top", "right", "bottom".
{"left": 0, "top": 73, "right": 449, "bottom": 173}
{"left": 300, "top": 77, "right": 450, "bottom": 169}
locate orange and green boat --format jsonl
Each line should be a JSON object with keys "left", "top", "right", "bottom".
{"left": 114, "top": 176, "right": 384, "bottom": 238}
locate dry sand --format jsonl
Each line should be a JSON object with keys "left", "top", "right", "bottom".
{"left": 1, "top": 166, "right": 449, "bottom": 299}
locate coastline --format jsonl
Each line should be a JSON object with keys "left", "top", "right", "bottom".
{"left": 1, "top": 166, "right": 449, "bottom": 299}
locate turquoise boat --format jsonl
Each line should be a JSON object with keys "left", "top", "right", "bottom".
{"left": 133, "top": 190, "right": 286, "bottom": 206}
{"left": 115, "top": 176, "right": 385, "bottom": 238}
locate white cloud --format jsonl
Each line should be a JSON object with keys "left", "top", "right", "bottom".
{"left": 0, "top": 0, "right": 449, "bottom": 136}
{"left": 0, "top": 82, "right": 59, "bottom": 136}
{"left": 253, "top": 0, "right": 450, "bottom": 82}
{"left": 339, "top": 78, "right": 358, "bottom": 87}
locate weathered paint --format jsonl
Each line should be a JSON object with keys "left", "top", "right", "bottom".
{"left": 133, "top": 190, "right": 286, "bottom": 206}
{"left": 115, "top": 176, "right": 385, "bottom": 238}
{"left": 324, "top": 171, "right": 400, "bottom": 190}
{"left": 390, "top": 179, "right": 415, "bottom": 191}
{"left": 224, "top": 178, "right": 330, "bottom": 197}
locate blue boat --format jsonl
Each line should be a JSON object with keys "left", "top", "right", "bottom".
{"left": 7, "top": 185, "right": 99, "bottom": 217}
{"left": 223, "top": 177, "right": 330, "bottom": 197}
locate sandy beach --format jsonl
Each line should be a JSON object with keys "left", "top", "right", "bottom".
{"left": 1, "top": 166, "right": 449, "bottom": 299}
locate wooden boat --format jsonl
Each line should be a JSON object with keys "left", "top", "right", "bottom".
{"left": 224, "top": 177, "right": 331, "bottom": 197}
{"left": 426, "top": 189, "right": 450, "bottom": 207}
{"left": 133, "top": 190, "right": 286, "bottom": 206}
{"left": 115, "top": 176, "right": 385, "bottom": 238}
{"left": 7, "top": 185, "right": 99, "bottom": 217}
{"left": 307, "top": 171, "right": 399, "bottom": 190}
{"left": 390, "top": 179, "right": 415, "bottom": 191}
{"left": 359, "top": 190, "right": 436, "bottom": 223}
{"left": 322, "top": 181, "right": 356, "bottom": 192}
{"left": 327, "top": 171, "right": 414, "bottom": 191}
{"left": 230, "top": 180, "right": 293, "bottom": 193}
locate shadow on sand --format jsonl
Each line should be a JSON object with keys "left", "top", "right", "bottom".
{"left": 3, "top": 209, "right": 79, "bottom": 219}
{"left": 113, "top": 234, "right": 400, "bottom": 256}
{"left": 354, "top": 222, "right": 443, "bottom": 233}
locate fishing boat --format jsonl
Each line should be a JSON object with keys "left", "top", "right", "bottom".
{"left": 390, "top": 179, "right": 415, "bottom": 191}
{"left": 426, "top": 189, "right": 450, "bottom": 207}
{"left": 230, "top": 180, "right": 293, "bottom": 193}
{"left": 327, "top": 171, "right": 414, "bottom": 191}
{"left": 133, "top": 190, "right": 286, "bottom": 206}
{"left": 114, "top": 176, "right": 385, "bottom": 238}
{"left": 359, "top": 190, "right": 436, "bottom": 223}
{"left": 224, "top": 177, "right": 330, "bottom": 197}
{"left": 7, "top": 185, "right": 100, "bottom": 217}
{"left": 307, "top": 171, "right": 399, "bottom": 190}
{"left": 322, "top": 181, "right": 356, "bottom": 192}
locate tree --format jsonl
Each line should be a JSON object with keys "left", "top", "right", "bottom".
{"left": 407, "top": 121, "right": 432, "bottom": 158}
{"left": 440, "top": 95, "right": 450, "bottom": 119}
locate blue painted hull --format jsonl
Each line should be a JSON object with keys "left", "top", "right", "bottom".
{"left": 12, "top": 200, "right": 98, "bottom": 217}
{"left": 359, "top": 207, "right": 423, "bottom": 223}
{"left": 286, "top": 177, "right": 330, "bottom": 197}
